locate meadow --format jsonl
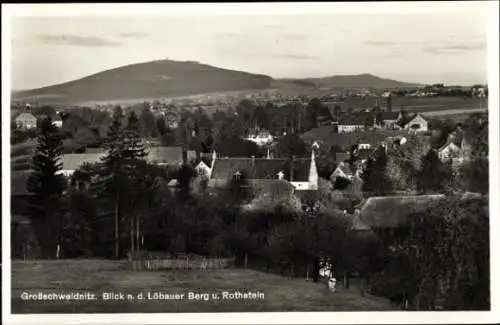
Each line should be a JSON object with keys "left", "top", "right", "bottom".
{"left": 11, "top": 260, "right": 393, "bottom": 313}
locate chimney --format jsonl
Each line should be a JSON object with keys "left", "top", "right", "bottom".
{"left": 290, "top": 155, "right": 296, "bottom": 181}
{"left": 251, "top": 155, "right": 255, "bottom": 165}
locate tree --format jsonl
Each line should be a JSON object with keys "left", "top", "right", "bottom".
{"left": 334, "top": 177, "right": 351, "bottom": 190}
{"left": 407, "top": 196, "right": 489, "bottom": 310}
{"left": 417, "top": 150, "right": 452, "bottom": 194}
{"left": 26, "top": 116, "right": 67, "bottom": 258}
{"left": 96, "top": 106, "right": 130, "bottom": 259}
{"left": 361, "top": 149, "right": 393, "bottom": 196}
{"left": 252, "top": 105, "right": 269, "bottom": 130}
{"left": 333, "top": 105, "right": 342, "bottom": 118}
{"left": 305, "top": 98, "right": 322, "bottom": 130}
{"left": 275, "top": 134, "right": 308, "bottom": 158}
{"left": 139, "top": 109, "right": 158, "bottom": 138}
{"left": 122, "top": 111, "right": 150, "bottom": 256}
{"left": 458, "top": 157, "right": 489, "bottom": 194}
{"left": 236, "top": 99, "right": 256, "bottom": 127}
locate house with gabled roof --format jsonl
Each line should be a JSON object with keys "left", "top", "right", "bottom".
{"left": 208, "top": 150, "right": 318, "bottom": 192}
{"left": 330, "top": 162, "right": 357, "bottom": 183}
{"left": 437, "top": 140, "right": 461, "bottom": 162}
{"left": 335, "top": 116, "right": 366, "bottom": 133}
{"left": 14, "top": 112, "right": 37, "bottom": 130}
{"left": 404, "top": 113, "right": 428, "bottom": 133}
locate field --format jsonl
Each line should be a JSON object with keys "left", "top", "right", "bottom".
{"left": 11, "top": 260, "right": 393, "bottom": 313}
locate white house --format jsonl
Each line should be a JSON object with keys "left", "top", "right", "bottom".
{"left": 437, "top": 141, "right": 461, "bottom": 162}
{"left": 336, "top": 116, "right": 365, "bottom": 133}
{"left": 14, "top": 113, "right": 37, "bottom": 130}
{"left": 404, "top": 114, "right": 428, "bottom": 133}
{"left": 244, "top": 130, "right": 274, "bottom": 146}
{"left": 195, "top": 160, "right": 212, "bottom": 179}
{"left": 53, "top": 115, "right": 63, "bottom": 128}
{"left": 330, "top": 162, "right": 354, "bottom": 182}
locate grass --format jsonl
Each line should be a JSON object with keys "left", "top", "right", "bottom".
{"left": 11, "top": 260, "right": 393, "bottom": 313}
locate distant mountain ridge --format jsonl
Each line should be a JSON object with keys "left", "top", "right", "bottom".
{"left": 13, "top": 60, "right": 422, "bottom": 104}
{"left": 279, "top": 73, "right": 422, "bottom": 89}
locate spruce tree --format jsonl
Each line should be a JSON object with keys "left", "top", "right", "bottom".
{"left": 124, "top": 111, "right": 149, "bottom": 255}
{"left": 97, "top": 106, "right": 128, "bottom": 259}
{"left": 26, "top": 116, "right": 67, "bottom": 258}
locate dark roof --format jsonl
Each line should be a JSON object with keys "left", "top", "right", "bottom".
{"left": 147, "top": 146, "right": 184, "bottom": 165}
{"left": 11, "top": 170, "right": 33, "bottom": 196}
{"left": 337, "top": 115, "right": 366, "bottom": 126}
{"left": 380, "top": 112, "right": 400, "bottom": 120}
{"left": 13, "top": 112, "right": 37, "bottom": 121}
{"left": 335, "top": 152, "right": 350, "bottom": 163}
{"left": 210, "top": 158, "right": 312, "bottom": 182}
{"left": 355, "top": 148, "right": 376, "bottom": 160}
{"left": 356, "top": 195, "right": 446, "bottom": 229}
{"left": 61, "top": 153, "right": 105, "bottom": 171}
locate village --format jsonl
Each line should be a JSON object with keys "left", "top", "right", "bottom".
{"left": 10, "top": 85, "right": 489, "bottom": 312}
{"left": 6, "top": 3, "right": 493, "bottom": 314}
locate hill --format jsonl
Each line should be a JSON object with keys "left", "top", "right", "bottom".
{"left": 12, "top": 60, "right": 273, "bottom": 104}
{"left": 280, "top": 73, "right": 422, "bottom": 90}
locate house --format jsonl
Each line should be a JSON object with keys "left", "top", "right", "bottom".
{"left": 195, "top": 151, "right": 217, "bottom": 179}
{"left": 58, "top": 146, "right": 185, "bottom": 176}
{"left": 404, "top": 114, "right": 428, "bottom": 133}
{"left": 14, "top": 113, "right": 37, "bottom": 130}
{"left": 53, "top": 114, "right": 63, "bottom": 128}
{"left": 380, "top": 112, "right": 402, "bottom": 129}
{"left": 335, "top": 116, "right": 366, "bottom": 133}
{"left": 244, "top": 130, "right": 274, "bottom": 147}
{"left": 147, "top": 146, "right": 185, "bottom": 166}
{"left": 59, "top": 153, "right": 106, "bottom": 177}
{"left": 330, "top": 162, "right": 356, "bottom": 182}
{"left": 352, "top": 193, "right": 484, "bottom": 245}
{"left": 208, "top": 151, "right": 318, "bottom": 192}
{"left": 352, "top": 195, "right": 447, "bottom": 248}
{"left": 437, "top": 141, "right": 461, "bottom": 162}
{"left": 354, "top": 148, "right": 376, "bottom": 163}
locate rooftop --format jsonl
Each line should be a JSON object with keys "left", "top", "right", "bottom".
{"left": 210, "top": 157, "right": 312, "bottom": 182}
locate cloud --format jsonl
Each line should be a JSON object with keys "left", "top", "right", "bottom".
{"left": 423, "top": 41, "right": 486, "bottom": 54}
{"left": 118, "top": 32, "right": 148, "bottom": 39}
{"left": 36, "top": 34, "right": 121, "bottom": 47}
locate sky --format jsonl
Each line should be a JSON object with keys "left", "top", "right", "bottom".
{"left": 10, "top": 11, "right": 489, "bottom": 90}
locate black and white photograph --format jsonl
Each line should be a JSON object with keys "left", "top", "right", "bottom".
{"left": 2, "top": 2, "right": 499, "bottom": 324}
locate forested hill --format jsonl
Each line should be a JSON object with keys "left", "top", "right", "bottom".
{"left": 12, "top": 60, "right": 274, "bottom": 104}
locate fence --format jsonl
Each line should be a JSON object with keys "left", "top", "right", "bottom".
{"left": 130, "top": 252, "right": 236, "bottom": 271}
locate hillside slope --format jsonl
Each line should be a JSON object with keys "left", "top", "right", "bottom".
{"left": 281, "top": 73, "right": 422, "bottom": 89}
{"left": 13, "top": 60, "right": 273, "bottom": 104}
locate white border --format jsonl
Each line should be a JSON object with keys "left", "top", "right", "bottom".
{"left": 2, "top": 2, "right": 499, "bottom": 324}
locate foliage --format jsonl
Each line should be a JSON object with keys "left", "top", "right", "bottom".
{"left": 408, "top": 196, "right": 489, "bottom": 310}
{"left": 275, "top": 134, "right": 308, "bottom": 158}
{"left": 417, "top": 150, "right": 453, "bottom": 194}
{"left": 26, "top": 116, "right": 67, "bottom": 258}
{"left": 361, "top": 149, "right": 393, "bottom": 196}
